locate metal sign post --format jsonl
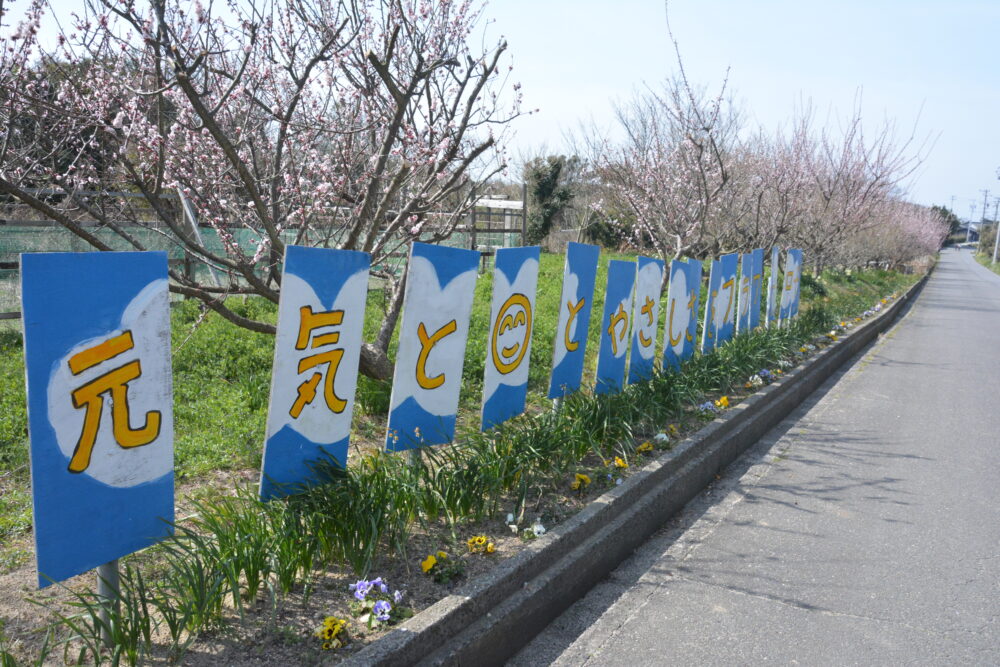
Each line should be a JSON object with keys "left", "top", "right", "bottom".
{"left": 96, "top": 559, "right": 120, "bottom": 649}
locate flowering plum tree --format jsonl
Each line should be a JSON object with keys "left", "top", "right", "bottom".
{"left": 0, "top": 0, "right": 522, "bottom": 379}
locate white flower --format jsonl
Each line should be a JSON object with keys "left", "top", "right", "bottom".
{"left": 506, "top": 513, "right": 515, "bottom": 524}
{"left": 508, "top": 524, "right": 519, "bottom": 534}
{"left": 531, "top": 521, "right": 546, "bottom": 536}
{"left": 653, "top": 432, "right": 669, "bottom": 443}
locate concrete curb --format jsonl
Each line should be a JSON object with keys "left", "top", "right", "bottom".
{"left": 345, "top": 273, "right": 930, "bottom": 667}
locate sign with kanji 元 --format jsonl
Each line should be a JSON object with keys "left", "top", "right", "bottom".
{"left": 595, "top": 259, "right": 636, "bottom": 394}
{"left": 701, "top": 253, "right": 739, "bottom": 352}
{"left": 385, "top": 243, "right": 479, "bottom": 451}
{"left": 626, "top": 256, "right": 664, "bottom": 384}
{"left": 21, "top": 252, "right": 173, "bottom": 587}
{"left": 548, "top": 242, "right": 599, "bottom": 399}
{"left": 662, "top": 258, "right": 702, "bottom": 371}
{"left": 260, "top": 246, "right": 370, "bottom": 500}
{"left": 482, "top": 246, "right": 540, "bottom": 430}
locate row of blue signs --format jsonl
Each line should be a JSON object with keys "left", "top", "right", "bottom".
{"left": 19, "top": 244, "right": 802, "bottom": 585}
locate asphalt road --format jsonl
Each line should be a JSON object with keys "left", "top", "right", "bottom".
{"left": 511, "top": 249, "right": 1000, "bottom": 666}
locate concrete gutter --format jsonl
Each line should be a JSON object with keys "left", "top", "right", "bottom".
{"left": 345, "top": 272, "right": 931, "bottom": 667}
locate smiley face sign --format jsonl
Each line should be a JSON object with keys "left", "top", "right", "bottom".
{"left": 482, "top": 246, "right": 540, "bottom": 430}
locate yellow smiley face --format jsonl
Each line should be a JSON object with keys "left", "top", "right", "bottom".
{"left": 491, "top": 293, "right": 532, "bottom": 375}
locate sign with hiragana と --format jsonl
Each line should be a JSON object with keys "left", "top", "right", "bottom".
{"left": 385, "top": 243, "right": 479, "bottom": 451}
{"left": 548, "top": 242, "right": 599, "bottom": 399}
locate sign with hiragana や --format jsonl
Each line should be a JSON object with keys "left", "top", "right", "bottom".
{"left": 736, "top": 252, "right": 754, "bottom": 334}
{"left": 662, "top": 258, "right": 701, "bottom": 371}
{"left": 701, "top": 253, "right": 739, "bottom": 352}
{"left": 548, "top": 242, "right": 599, "bottom": 400}
{"left": 779, "top": 249, "right": 803, "bottom": 323}
{"left": 749, "top": 248, "right": 765, "bottom": 330}
{"left": 20, "top": 252, "right": 173, "bottom": 587}
{"left": 259, "top": 246, "right": 370, "bottom": 500}
{"left": 765, "top": 246, "right": 781, "bottom": 327}
{"left": 482, "top": 246, "right": 540, "bottom": 430}
{"left": 386, "top": 243, "right": 479, "bottom": 451}
{"left": 627, "top": 256, "right": 664, "bottom": 384}
{"left": 595, "top": 259, "right": 636, "bottom": 395}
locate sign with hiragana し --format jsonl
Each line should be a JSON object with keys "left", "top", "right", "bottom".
{"left": 385, "top": 243, "right": 479, "bottom": 451}
{"left": 736, "top": 252, "right": 754, "bottom": 334}
{"left": 701, "top": 253, "right": 739, "bottom": 352}
{"left": 662, "top": 258, "right": 702, "bottom": 371}
{"left": 20, "top": 252, "right": 173, "bottom": 587}
{"left": 765, "top": 246, "right": 781, "bottom": 327}
{"left": 482, "top": 246, "right": 540, "bottom": 430}
{"left": 779, "top": 248, "right": 803, "bottom": 323}
{"left": 626, "top": 256, "right": 664, "bottom": 384}
{"left": 594, "top": 259, "right": 636, "bottom": 395}
{"left": 548, "top": 242, "right": 599, "bottom": 399}
{"left": 749, "top": 248, "right": 765, "bottom": 330}
{"left": 259, "top": 246, "right": 370, "bottom": 500}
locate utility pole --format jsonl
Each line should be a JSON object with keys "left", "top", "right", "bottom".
{"left": 993, "top": 196, "right": 1000, "bottom": 264}
{"left": 967, "top": 203, "right": 977, "bottom": 242}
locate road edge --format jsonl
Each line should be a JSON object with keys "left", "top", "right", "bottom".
{"left": 344, "top": 271, "right": 931, "bottom": 667}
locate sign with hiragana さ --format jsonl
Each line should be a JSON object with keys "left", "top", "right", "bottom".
{"left": 627, "top": 256, "right": 664, "bottom": 384}
{"left": 736, "top": 252, "right": 754, "bottom": 334}
{"left": 20, "top": 252, "right": 173, "bottom": 587}
{"left": 749, "top": 248, "right": 764, "bottom": 330}
{"left": 548, "top": 242, "right": 599, "bottom": 400}
{"left": 259, "top": 246, "right": 370, "bottom": 500}
{"left": 662, "top": 258, "right": 701, "bottom": 371}
{"left": 701, "top": 253, "right": 739, "bottom": 352}
{"left": 482, "top": 246, "right": 540, "bottom": 430}
{"left": 594, "top": 259, "right": 636, "bottom": 395}
{"left": 385, "top": 243, "right": 479, "bottom": 451}
{"left": 765, "top": 246, "right": 780, "bottom": 327}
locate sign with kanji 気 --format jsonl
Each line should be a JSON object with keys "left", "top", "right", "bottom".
{"left": 20, "top": 252, "right": 174, "bottom": 587}
{"left": 662, "top": 258, "right": 701, "bottom": 371}
{"left": 385, "top": 243, "right": 479, "bottom": 451}
{"left": 627, "top": 256, "right": 664, "bottom": 384}
{"left": 594, "top": 259, "right": 636, "bottom": 395}
{"left": 259, "top": 246, "right": 370, "bottom": 500}
{"left": 548, "top": 242, "right": 599, "bottom": 399}
{"left": 701, "top": 253, "right": 739, "bottom": 352}
{"left": 481, "top": 246, "right": 540, "bottom": 430}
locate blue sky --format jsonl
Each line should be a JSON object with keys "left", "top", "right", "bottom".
{"left": 486, "top": 0, "right": 1000, "bottom": 216}
{"left": 8, "top": 1, "right": 998, "bottom": 216}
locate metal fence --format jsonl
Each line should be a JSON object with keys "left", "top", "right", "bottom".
{"left": 0, "top": 193, "right": 526, "bottom": 321}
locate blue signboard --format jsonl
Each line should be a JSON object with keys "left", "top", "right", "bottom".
{"left": 765, "top": 246, "right": 780, "bottom": 328}
{"left": 21, "top": 252, "right": 174, "bottom": 587}
{"left": 788, "top": 248, "right": 803, "bottom": 319}
{"left": 662, "top": 258, "right": 702, "bottom": 371}
{"left": 260, "top": 246, "right": 370, "bottom": 500}
{"left": 548, "top": 242, "right": 599, "bottom": 399}
{"left": 385, "top": 243, "right": 479, "bottom": 451}
{"left": 700, "top": 253, "right": 739, "bottom": 352}
{"left": 779, "top": 248, "right": 803, "bottom": 323}
{"left": 594, "top": 260, "right": 636, "bottom": 394}
{"left": 627, "top": 256, "right": 664, "bottom": 384}
{"left": 736, "top": 252, "right": 754, "bottom": 334}
{"left": 749, "top": 248, "right": 764, "bottom": 330}
{"left": 482, "top": 246, "right": 540, "bottom": 430}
